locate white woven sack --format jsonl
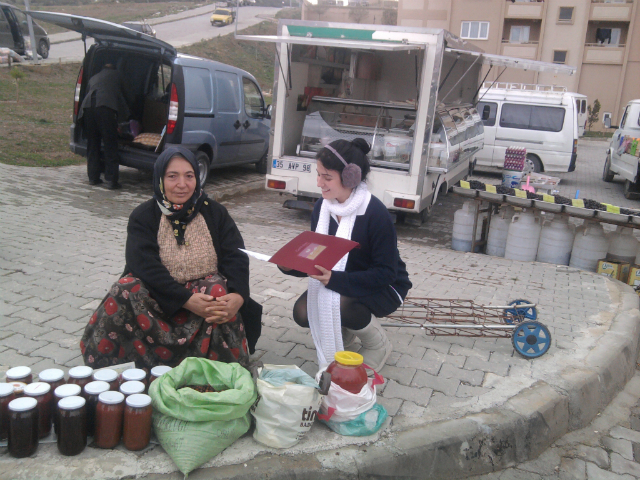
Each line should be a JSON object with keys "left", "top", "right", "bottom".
{"left": 251, "top": 365, "right": 323, "bottom": 449}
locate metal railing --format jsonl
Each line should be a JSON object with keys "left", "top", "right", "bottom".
{"left": 591, "top": 0, "right": 633, "bottom": 4}
{"left": 481, "top": 82, "right": 567, "bottom": 92}
{"left": 501, "top": 39, "right": 540, "bottom": 44}
{"left": 584, "top": 42, "right": 626, "bottom": 47}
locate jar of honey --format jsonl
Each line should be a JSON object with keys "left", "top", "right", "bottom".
{"left": 6, "top": 366, "right": 32, "bottom": 385}
{"left": 121, "top": 369, "right": 147, "bottom": 391}
{"left": 68, "top": 366, "right": 94, "bottom": 392}
{"left": 53, "top": 384, "right": 82, "bottom": 435}
{"left": 123, "top": 394, "right": 152, "bottom": 451}
{"left": 150, "top": 366, "right": 172, "bottom": 383}
{"left": 24, "top": 382, "right": 52, "bottom": 439}
{"left": 120, "top": 381, "right": 145, "bottom": 397}
{"left": 326, "top": 351, "right": 368, "bottom": 394}
{"left": 0, "top": 383, "right": 16, "bottom": 441}
{"left": 38, "top": 368, "right": 65, "bottom": 392}
{"left": 93, "top": 369, "right": 119, "bottom": 391}
{"left": 8, "top": 397, "right": 39, "bottom": 458}
{"left": 57, "top": 396, "right": 87, "bottom": 456}
{"left": 95, "top": 391, "right": 125, "bottom": 449}
{"left": 84, "top": 381, "right": 110, "bottom": 437}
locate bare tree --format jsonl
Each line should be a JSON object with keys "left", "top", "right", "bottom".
{"left": 349, "top": 4, "right": 367, "bottom": 23}
{"left": 381, "top": 8, "right": 397, "bottom": 26}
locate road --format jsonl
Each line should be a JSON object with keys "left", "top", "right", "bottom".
{"left": 44, "top": 6, "right": 281, "bottom": 63}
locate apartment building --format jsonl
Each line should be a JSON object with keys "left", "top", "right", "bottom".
{"left": 396, "top": 0, "right": 639, "bottom": 130}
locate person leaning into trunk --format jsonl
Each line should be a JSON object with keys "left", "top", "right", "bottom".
{"left": 79, "top": 63, "right": 130, "bottom": 190}
{"left": 280, "top": 138, "right": 412, "bottom": 372}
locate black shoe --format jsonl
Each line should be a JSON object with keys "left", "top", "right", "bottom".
{"left": 89, "top": 179, "right": 103, "bottom": 186}
{"left": 106, "top": 182, "right": 122, "bottom": 190}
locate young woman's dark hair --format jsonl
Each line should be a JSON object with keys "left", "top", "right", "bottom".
{"left": 316, "top": 138, "right": 371, "bottom": 184}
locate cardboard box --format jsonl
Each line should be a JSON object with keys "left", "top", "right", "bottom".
{"left": 597, "top": 259, "right": 630, "bottom": 283}
{"left": 627, "top": 266, "right": 640, "bottom": 295}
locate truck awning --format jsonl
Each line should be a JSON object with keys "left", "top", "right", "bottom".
{"left": 445, "top": 48, "right": 576, "bottom": 76}
{"left": 235, "top": 34, "right": 424, "bottom": 51}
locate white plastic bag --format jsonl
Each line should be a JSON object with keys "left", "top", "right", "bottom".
{"left": 316, "top": 367, "right": 384, "bottom": 423}
{"left": 251, "top": 365, "right": 323, "bottom": 449}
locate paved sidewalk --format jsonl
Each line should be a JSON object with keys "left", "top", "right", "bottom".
{"left": 1, "top": 144, "right": 640, "bottom": 478}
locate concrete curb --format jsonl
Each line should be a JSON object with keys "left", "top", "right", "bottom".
{"left": 167, "top": 279, "right": 640, "bottom": 480}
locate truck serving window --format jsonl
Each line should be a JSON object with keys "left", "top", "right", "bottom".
{"left": 500, "top": 103, "right": 565, "bottom": 132}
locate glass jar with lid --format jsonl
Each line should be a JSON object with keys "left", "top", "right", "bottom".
{"left": 95, "top": 391, "right": 125, "bottom": 449}
{"left": 68, "top": 366, "right": 94, "bottom": 392}
{"left": 120, "top": 381, "right": 145, "bottom": 398}
{"left": 38, "top": 369, "right": 65, "bottom": 410}
{"left": 24, "top": 382, "right": 52, "bottom": 439}
{"left": 0, "top": 383, "right": 16, "bottom": 441}
{"left": 57, "top": 395, "right": 87, "bottom": 456}
{"left": 123, "top": 393, "right": 152, "bottom": 451}
{"left": 84, "top": 381, "right": 109, "bottom": 437}
{"left": 150, "top": 366, "right": 172, "bottom": 383}
{"left": 6, "top": 366, "right": 32, "bottom": 385}
{"left": 121, "top": 368, "right": 147, "bottom": 391}
{"left": 53, "top": 384, "right": 82, "bottom": 435}
{"left": 8, "top": 397, "right": 39, "bottom": 458}
{"left": 92, "top": 369, "right": 119, "bottom": 391}
{"left": 10, "top": 382, "right": 27, "bottom": 398}
{"left": 326, "top": 351, "right": 368, "bottom": 394}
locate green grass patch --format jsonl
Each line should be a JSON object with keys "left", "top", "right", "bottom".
{"left": 582, "top": 131, "right": 614, "bottom": 139}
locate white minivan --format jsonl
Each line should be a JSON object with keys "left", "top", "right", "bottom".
{"left": 475, "top": 83, "right": 580, "bottom": 173}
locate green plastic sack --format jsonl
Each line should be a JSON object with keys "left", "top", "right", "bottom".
{"left": 148, "top": 358, "right": 257, "bottom": 477}
{"left": 320, "top": 404, "right": 388, "bottom": 436}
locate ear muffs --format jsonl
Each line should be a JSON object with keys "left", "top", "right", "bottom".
{"left": 341, "top": 163, "right": 362, "bottom": 189}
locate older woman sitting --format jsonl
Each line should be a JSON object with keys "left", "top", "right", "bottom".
{"left": 80, "top": 146, "right": 261, "bottom": 369}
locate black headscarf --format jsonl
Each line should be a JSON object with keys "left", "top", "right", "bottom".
{"left": 153, "top": 146, "right": 207, "bottom": 245}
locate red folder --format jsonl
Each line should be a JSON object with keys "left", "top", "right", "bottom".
{"left": 269, "top": 231, "right": 359, "bottom": 276}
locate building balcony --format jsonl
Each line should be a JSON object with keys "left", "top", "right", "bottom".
{"left": 590, "top": 1, "right": 633, "bottom": 22}
{"left": 583, "top": 43, "right": 626, "bottom": 64}
{"left": 504, "top": 0, "right": 544, "bottom": 20}
{"left": 501, "top": 41, "right": 539, "bottom": 60}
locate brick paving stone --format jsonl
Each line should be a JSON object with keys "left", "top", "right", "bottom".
{"left": 43, "top": 304, "right": 87, "bottom": 321}
{"left": 463, "top": 356, "right": 511, "bottom": 376}
{"left": 0, "top": 349, "right": 42, "bottom": 368}
{"left": 41, "top": 317, "right": 86, "bottom": 334}
{"left": 258, "top": 352, "right": 304, "bottom": 367}
{"left": 439, "top": 363, "right": 485, "bottom": 386}
{"left": 383, "top": 380, "right": 432, "bottom": 407}
{"left": 456, "top": 384, "right": 491, "bottom": 398}
{"left": 0, "top": 301, "right": 26, "bottom": 316}
{"left": 393, "top": 343, "right": 427, "bottom": 360}
{"left": 0, "top": 334, "right": 48, "bottom": 355}
{"left": 30, "top": 343, "right": 82, "bottom": 365}
{"left": 254, "top": 337, "right": 296, "bottom": 357}
{"left": 611, "top": 453, "right": 640, "bottom": 477}
{"left": 611, "top": 426, "right": 640, "bottom": 445}
{"left": 428, "top": 392, "right": 459, "bottom": 408}
{"left": 287, "top": 344, "right": 317, "bottom": 363}
{"left": 412, "top": 370, "right": 459, "bottom": 396}
{"left": 586, "top": 462, "right": 634, "bottom": 480}
{"left": 449, "top": 344, "right": 491, "bottom": 361}
{"left": 279, "top": 329, "right": 315, "bottom": 347}
{"left": 11, "top": 307, "right": 59, "bottom": 325}
{"left": 29, "top": 358, "right": 67, "bottom": 374}
{"left": 378, "top": 365, "right": 416, "bottom": 386}
{"left": 602, "top": 437, "right": 634, "bottom": 461}
{"left": 377, "top": 396, "right": 403, "bottom": 416}
{"left": 5, "top": 319, "right": 53, "bottom": 339}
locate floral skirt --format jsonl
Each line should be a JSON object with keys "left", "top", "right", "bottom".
{"left": 80, "top": 274, "right": 249, "bottom": 370}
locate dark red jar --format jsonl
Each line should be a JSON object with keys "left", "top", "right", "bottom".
{"left": 0, "top": 383, "right": 16, "bottom": 441}
{"left": 24, "top": 382, "right": 52, "bottom": 439}
{"left": 83, "top": 381, "right": 110, "bottom": 437}
{"left": 68, "top": 366, "right": 93, "bottom": 392}
{"left": 123, "top": 394, "right": 152, "bottom": 451}
{"left": 57, "top": 395, "right": 87, "bottom": 456}
{"left": 95, "top": 391, "right": 125, "bottom": 449}
{"left": 8, "top": 397, "right": 39, "bottom": 458}
{"left": 93, "top": 369, "right": 119, "bottom": 392}
{"left": 53, "top": 384, "right": 82, "bottom": 435}
{"left": 120, "top": 369, "right": 147, "bottom": 392}
{"left": 6, "top": 366, "right": 33, "bottom": 385}
{"left": 150, "top": 366, "right": 172, "bottom": 384}
{"left": 38, "top": 368, "right": 65, "bottom": 392}
{"left": 326, "top": 351, "right": 368, "bottom": 394}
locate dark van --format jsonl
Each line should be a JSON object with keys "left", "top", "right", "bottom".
{"left": 28, "top": 12, "right": 270, "bottom": 184}
{"left": 0, "top": 3, "right": 50, "bottom": 58}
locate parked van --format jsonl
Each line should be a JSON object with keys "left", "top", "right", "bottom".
{"left": 602, "top": 99, "right": 640, "bottom": 199}
{"left": 475, "top": 82, "right": 580, "bottom": 173}
{"left": 0, "top": 3, "right": 50, "bottom": 58}
{"left": 28, "top": 11, "right": 270, "bottom": 184}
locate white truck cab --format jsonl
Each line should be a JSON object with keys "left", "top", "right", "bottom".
{"left": 602, "top": 99, "right": 640, "bottom": 199}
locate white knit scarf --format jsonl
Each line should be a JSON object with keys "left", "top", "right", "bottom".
{"left": 307, "top": 182, "right": 369, "bottom": 368}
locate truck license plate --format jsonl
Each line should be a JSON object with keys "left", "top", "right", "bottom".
{"left": 273, "top": 159, "right": 312, "bottom": 173}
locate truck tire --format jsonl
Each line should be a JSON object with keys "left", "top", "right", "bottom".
{"left": 255, "top": 152, "right": 268, "bottom": 174}
{"left": 195, "top": 151, "right": 211, "bottom": 186}
{"left": 524, "top": 154, "right": 542, "bottom": 174}
{"left": 38, "top": 40, "right": 49, "bottom": 59}
{"left": 602, "top": 154, "right": 614, "bottom": 182}
{"left": 624, "top": 180, "right": 640, "bottom": 200}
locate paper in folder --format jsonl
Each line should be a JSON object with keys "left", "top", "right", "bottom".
{"left": 240, "top": 231, "right": 359, "bottom": 276}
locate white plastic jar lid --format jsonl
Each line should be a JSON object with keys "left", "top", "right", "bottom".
{"left": 38, "top": 368, "right": 65, "bottom": 382}
{"left": 0, "top": 383, "right": 14, "bottom": 397}
{"left": 10, "top": 382, "right": 26, "bottom": 394}
{"left": 54, "top": 384, "right": 82, "bottom": 399}
{"left": 122, "top": 368, "right": 146, "bottom": 382}
{"left": 99, "top": 391, "right": 125, "bottom": 405}
{"left": 93, "top": 369, "right": 118, "bottom": 383}
{"left": 6, "top": 366, "right": 31, "bottom": 379}
{"left": 8, "top": 397, "right": 37, "bottom": 412}
{"left": 150, "top": 366, "right": 172, "bottom": 377}
{"left": 24, "top": 382, "right": 51, "bottom": 396}
{"left": 84, "top": 381, "right": 110, "bottom": 396}
{"left": 120, "top": 381, "right": 145, "bottom": 396}
{"left": 126, "top": 393, "right": 152, "bottom": 408}
{"left": 58, "top": 395, "right": 86, "bottom": 410}
{"left": 68, "top": 366, "right": 93, "bottom": 379}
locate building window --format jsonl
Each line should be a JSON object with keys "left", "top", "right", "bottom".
{"left": 509, "top": 26, "right": 530, "bottom": 44}
{"left": 553, "top": 50, "right": 567, "bottom": 64}
{"left": 558, "top": 7, "right": 574, "bottom": 22}
{"left": 461, "top": 21, "right": 490, "bottom": 40}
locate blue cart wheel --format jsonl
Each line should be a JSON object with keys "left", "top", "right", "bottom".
{"left": 503, "top": 299, "right": 538, "bottom": 324}
{"left": 512, "top": 321, "right": 551, "bottom": 359}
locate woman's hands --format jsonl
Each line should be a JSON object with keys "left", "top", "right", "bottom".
{"left": 184, "top": 292, "right": 244, "bottom": 324}
{"left": 310, "top": 265, "right": 332, "bottom": 286}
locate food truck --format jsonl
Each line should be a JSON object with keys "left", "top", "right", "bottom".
{"left": 237, "top": 20, "right": 575, "bottom": 223}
